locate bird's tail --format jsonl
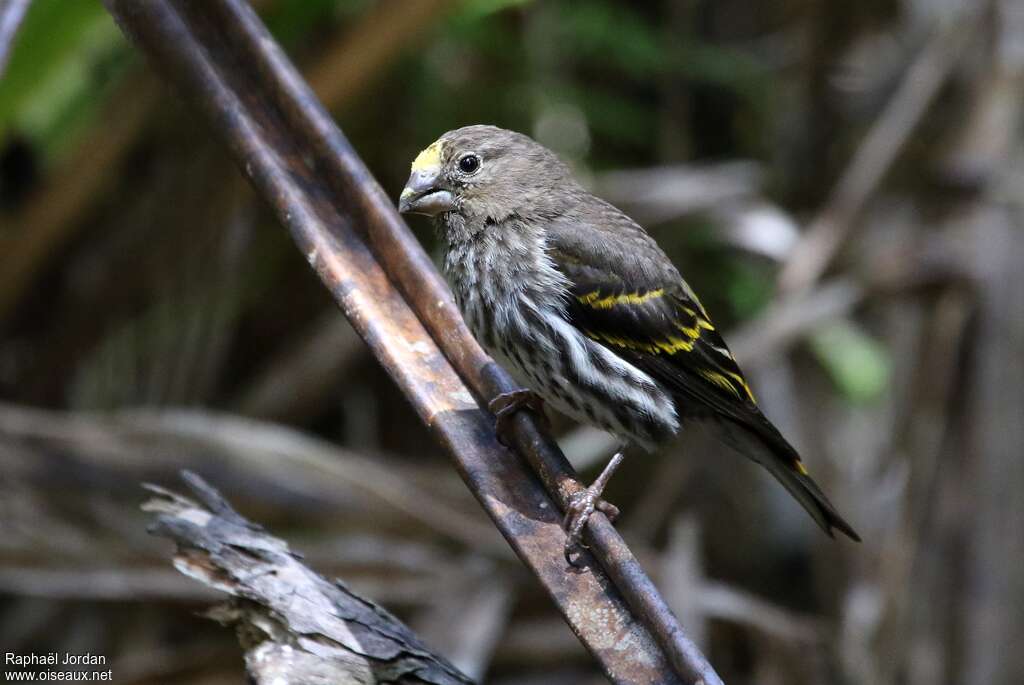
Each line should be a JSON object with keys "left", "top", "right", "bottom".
{"left": 722, "top": 419, "right": 861, "bottom": 542}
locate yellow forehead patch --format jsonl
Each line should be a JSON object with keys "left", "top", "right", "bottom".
{"left": 411, "top": 140, "right": 443, "bottom": 171}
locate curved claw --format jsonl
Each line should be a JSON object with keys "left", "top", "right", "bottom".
{"left": 561, "top": 450, "right": 626, "bottom": 568}
{"left": 596, "top": 499, "right": 620, "bottom": 522}
{"left": 565, "top": 543, "right": 586, "bottom": 568}
{"left": 488, "top": 389, "right": 547, "bottom": 446}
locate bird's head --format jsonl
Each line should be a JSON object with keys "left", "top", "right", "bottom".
{"left": 398, "top": 125, "right": 574, "bottom": 232}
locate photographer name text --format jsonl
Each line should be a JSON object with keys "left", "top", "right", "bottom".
{"left": 6, "top": 654, "right": 106, "bottom": 667}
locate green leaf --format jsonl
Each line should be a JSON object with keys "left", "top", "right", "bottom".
{"left": 724, "top": 258, "right": 773, "bottom": 320}
{"left": 0, "top": 0, "right": 129, "bottom": 160}
{"left": 456, "top": 0, "right": 534, "bottom": 23}
{"left": 809, "top": 320, "right": 890, "bottom": 403}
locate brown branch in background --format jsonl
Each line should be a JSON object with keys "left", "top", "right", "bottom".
{"left": 0, "top": 0, "right": 31, "bottom": 78}
{"left": 777, "top": 9, "right": 978, "bottom": 294}
{"left": 930, "top": 5, "right": 1024, "bottom": 679}
{"left": 102, "top": 0, "right": 718, "bottom": 682}
{"left": 229, "top": 310, "right": 365, "bottom": 422}
{"left": 135, "top": 410, "right": 505, "bottom": 554}
{"left": 593, "top": 161, "right": 763, "bottom": 225}
{"left": 411, "top": 574, "right": 515, "bottom": 682}
{"left": 143, "top": 471, "right": 475, "bottom": 685}
{"left": 1, "top": 402, "right": 822, "bottom": 673}
{"left": 0, "top": 567, "right": 214, "bottom": 602}
{"left": 730, "top": 236, "right": 970, "bottom": 372}
{"left": 0, "top": 0, "right": 452, "bottom": 326}
{"left": 0, "top": 74, "right": 158, "bottom": 322}
{"left": 0, "top": 402, "right": 502, "bottom": 555}
{"left": 729, "top": 278, "right": 865, "bottom": 365}
{"left": 0, "top": 399, "right": 509, "bottom": 619}
{"left": 306, "top": 0, "right": 457, "bottom": 108}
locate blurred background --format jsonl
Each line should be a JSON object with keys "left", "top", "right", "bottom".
{"left": 1, "top": 0, "right": 1022, "bottom": 683}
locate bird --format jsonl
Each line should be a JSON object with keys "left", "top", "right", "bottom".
{"left": 398, "top": 125, "right": 860, "bottom": 562}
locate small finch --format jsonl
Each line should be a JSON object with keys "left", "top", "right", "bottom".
{"left": 399, "top": 125, "right": 859, "bottom": 560}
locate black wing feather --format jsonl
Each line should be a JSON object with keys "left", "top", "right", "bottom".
{"left": 547, "top": 238, "right": 861, "bottom": 542}
{"left": 553, "top": 248, "right": 758, "bottom": 424}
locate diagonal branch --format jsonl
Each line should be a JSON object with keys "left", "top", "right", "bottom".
{"left": 102, "top": 0, "right": 719, "bottom": 683}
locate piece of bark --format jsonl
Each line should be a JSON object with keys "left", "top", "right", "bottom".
{"left": 142, "top": 471, "right": 474, "bottom": 685}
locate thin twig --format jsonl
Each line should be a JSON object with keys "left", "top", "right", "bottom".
{"left": 229, "top": 310, "right": 365, "bottom": 422}
{"left": 306, "top": 0, "right": 458, "bottom": 108}
{"left": 593, "top": 161, "right": 762, "bottom": 225}
{"left": 0, "top": 402, "right": 502, "bottom": 554}
{"left": 0, "top": 567, "right": 214, "bottom": 601}
{"left": 778, "top": 11, "right": 978, "bottom": 293}
{"left": 728, "top": 278, "right": 865, "bottom": 365}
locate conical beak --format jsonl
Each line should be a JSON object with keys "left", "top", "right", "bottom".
{"left": 398, "top": 166, "right": 454, "bottom": 216}
{"left": 399, "top": 140, "right": 454, "bottom": 216}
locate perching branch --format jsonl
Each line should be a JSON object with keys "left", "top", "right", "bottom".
{"left": 102, "top": 0, "right": 719, "bottom": 683}
{"left": 143, "top": 471, "right": 474, "bottom": 685}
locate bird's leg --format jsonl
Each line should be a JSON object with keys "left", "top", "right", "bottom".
{"left": 563, "top": 449, "right": 625, "bottom": 566}
{"left": 488, "top": 388, "right": 547, "bottom": 446}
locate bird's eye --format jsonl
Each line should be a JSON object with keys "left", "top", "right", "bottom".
{"left": 458, "top": 154, "right": 481, "bottom": 174}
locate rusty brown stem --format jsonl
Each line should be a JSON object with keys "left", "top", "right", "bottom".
{"left": 101, "top": 1, "right": 720, "bottom": 683}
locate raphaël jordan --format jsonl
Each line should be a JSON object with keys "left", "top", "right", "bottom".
{"left": 6, "top": 652, "right": 107, "bottom": 666}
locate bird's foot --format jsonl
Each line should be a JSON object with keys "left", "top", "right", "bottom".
{"left": 488, "top": 389, "right": 547, "bottom": 446}
{"left": 563, "top": 488, "right": 620, "bottom": 567}
{"left": 562, "top": 450, "right": 626, "bottom": 567}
